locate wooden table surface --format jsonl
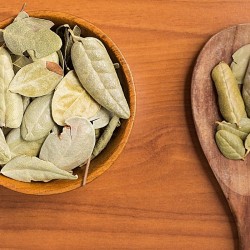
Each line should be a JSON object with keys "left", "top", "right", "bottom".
{"left": 1, "top": 0, "right": 249, "bottom": 249}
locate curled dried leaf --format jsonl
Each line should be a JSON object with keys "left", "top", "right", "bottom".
{"left": 212, "top": 62, "right": 246, "bottom": 125}
{"left": 39, "top": 117, "right": 95, "bottom": 171}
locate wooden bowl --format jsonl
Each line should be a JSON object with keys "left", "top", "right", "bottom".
{"left": 0, "top": 11, "right": 136, "bottom": 195}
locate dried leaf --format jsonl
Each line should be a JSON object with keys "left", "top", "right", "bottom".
{"left": 216, "top": 121, "right": 248, "bottom": 140}
{"left": 57, "top": 50, "right": 64, "bottom": 71}
{"left": 215, "top": 130, "right": 245, "bottom": 160}
{"left": 0, "top": 128, "right": 11, "bottom": 164}
{"left": 92, "top": 116, "right": 120, "bottom": 159}
{"left": 231, "top": 44, "right": 250, "bottom": 84}
{"left": 245, "top": 134, "right": 250, "bottom": 157}
{"left": 0, "top": 155, "right": 78, "bottom": 182}
{"left": 64, "top": 26, "right": 81, "bottom": 72}
{"left": 6, "top": 128, "right": 45, "bottom": 158}
{"left": 39, "top": 117, "right": 95, "bottom": 171}
{"left": 212, "top": 62, "right": 246, "bottom": 125}
{"left": 0, "top": 47, "right": 23, "bottom": 128}
{"left": 52, "top": 70, "right": 100, "bottom": 126}
{"left": 22, "top": 96, "right": 30, "bottom": 112}
{"left": 9, "top": 60, "right": 63, "bottom": 97}
{"left": 29, "top": 50, "right": 59, "bottom": 64}
{"left": 14, "top": 11, "right": 29, "bottom": 22}
{"left": 13, "top": 55, "right": 32, "bottom": 73}
{"left": 243, "top": 62, "right": 250, "bottom": 116}
{"left": 89, "top": 107, "right": 111, "bottom": 129}
{"left": 71, "top": 39, "right": 130, "bottom": 119}
{"left": 21, "top": 94, "right": 55, "bottom": 141}
{"left": 238, "top": 118, "right": 250, "bottom": 133}
{"left": 3, "top": 18, "right": 61, "bottom": 58}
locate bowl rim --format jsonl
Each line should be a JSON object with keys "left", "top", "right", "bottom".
{"left": 0, "top": 11, "right": 136, "bottom": 195}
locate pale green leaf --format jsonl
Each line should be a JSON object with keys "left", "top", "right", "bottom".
{"left": 0, "top": 128, "right": 11, "bottom": 164}
{"left": 52, "top": 70, "right": 100, "bottom": 126}
{"left": 1, "top": 155, "right": 78, "bottom": 182}
{"left": 231, "top": 44, "right": 250, "bottom": 84}
{"left": 21, "top": 94, "right": 55, "bottom": 141}
{"left": 215, "top": 130, "right": 245, "bottom": 160}
{"left": 71, "top": 38, "right": 130, "bottom": 119}
{"left": 89, "top": 107, "right": 111, "bottom": 129}
{"left": 0, "top": 47, "right": 23, "bottom": 128}
{"left": 9, "top": 60, "right": 63, "bottom": 97}
{"left": 40, "top": 117, "right": 95, "bottom": 171}
{"left": 6, "top": 128, "right": 45, "bottom": 158}
{"left": 92, "top": 116, "right": 120, "bottom": 159}
{"left": 3, "top": 18, "right": 61, "bottom": 58}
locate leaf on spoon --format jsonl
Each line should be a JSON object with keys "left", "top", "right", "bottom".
{"left": 215, "top": 130, "right": 245, "bottom": 160}
{"left": 39, "top": 117, "right": 95, "bottom": 171}
{"left": 0, "top": 155, "right": 78, "bottom": 182}
{"left": 9, "top": 60, "right": 63, "bottom": 97}
{"left": 52, "top": 70, "right": 100, "bottom": 126}
{"left": 231, "top": 44, "right": 250, "bottom": 84}
{"left": 6, "top": 128, "right": 45, "bottom": 158}
{"left": 245, "top": 134, "right": 250, "bottom": 157}
{"left": 71, "top": 38, "right": 130, "bottom": 119}
{"left": 0, "top": 47, "right": 23, "bottom": 128}
{"left": 212, "top": 62, "right": 246, "bottom": 125}
{"left": 216, "top": 121, "right": 248, "bottom": 140}
{"left": 21, "top": 94, "right": 55, "bottom": 141}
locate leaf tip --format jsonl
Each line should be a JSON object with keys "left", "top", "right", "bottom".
{"left": 46, "top": 61, "right": 63, "bottom": 76}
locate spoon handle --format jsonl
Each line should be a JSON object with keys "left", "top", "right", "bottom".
{"left": 228, "top": 193, "right": 250, "bottom": 249}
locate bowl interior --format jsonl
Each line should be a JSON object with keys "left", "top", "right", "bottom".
{"left": 0, "top": 11, "right": 136, "bottom": 195}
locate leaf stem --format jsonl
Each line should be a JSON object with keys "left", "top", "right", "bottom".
{"left": 20, "top": 3, "right": 27, "bottom": 12}
{"left": 83, "top": 157, "right": 91, "bottom": 185}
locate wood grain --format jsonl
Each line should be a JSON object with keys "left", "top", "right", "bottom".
{"left": 0, "top": 0, "right": 249, "bottom": 249}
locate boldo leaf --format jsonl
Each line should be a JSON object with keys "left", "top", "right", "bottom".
{"left": 9, "top": 60, "right": 63, "bottom": 97}
{"left": 71, "top": 38, "right": 130, "bottom": 119}
{"left": 1, "top": 155, "right": 78, "bottom": 182}
{"left": 52, "top": 70, "right": 100, "bottom": 126}
{"left": 6, "top": 128, "right": 46, "bottom": 158}
{"left": 21, "top": 94, "right": 55, "bottom": 141}
{"left": 39, "top": 117, "right": 95, "bottom": 171}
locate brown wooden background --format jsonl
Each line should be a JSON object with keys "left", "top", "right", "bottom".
{"left": 1, "top": 0, "right": 249, "bottom": 249}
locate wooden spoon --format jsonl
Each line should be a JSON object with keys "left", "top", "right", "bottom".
{"left": 192, "top": 24, "right": 250, "bottom": 249}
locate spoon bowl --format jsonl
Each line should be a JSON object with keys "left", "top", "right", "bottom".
{"left": 0, "top": 11, "right": 136, "bottom": 195}
{"left": 192, "top": 23, "right": 250, "bottom": 249}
